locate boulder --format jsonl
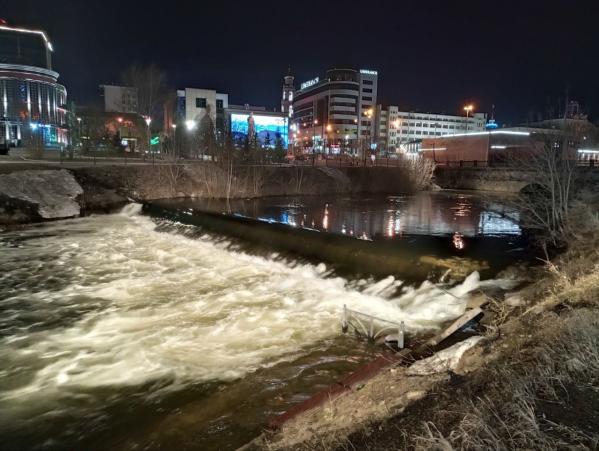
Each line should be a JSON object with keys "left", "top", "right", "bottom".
{"left": 0, "top": 169, "right": 83, "bottom": 223}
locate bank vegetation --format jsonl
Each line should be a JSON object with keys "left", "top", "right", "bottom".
{"left": 254, "top": 130, "right": 599, "bottom": 451}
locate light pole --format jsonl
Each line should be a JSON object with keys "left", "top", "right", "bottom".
{"left": 463, "top": 104, "right": 473, "bottom": 134}
{"left": 171, "top": 123, "right": 177, "bottom": 161}
{"left": 363, "top": 108, "right": 373, "bottom": 166}
{"left": 186, "top": 120, "right": 197, "bottom": 159}
{"left": 325, "top": 123, "right": 332, "bottom": 156}
{"left": 144, "top": 115, "right": 153, "bottom": 165}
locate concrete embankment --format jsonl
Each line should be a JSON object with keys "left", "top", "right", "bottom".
{"left": 0, "top": 163, "right": 416, "bottom": 225}
{"left": 434, "top": 167, "right": 533, "bottom": 192}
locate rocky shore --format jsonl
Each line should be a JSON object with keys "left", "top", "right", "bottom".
{"left": 0, "top": 163, "right": 419, "bottom": 225}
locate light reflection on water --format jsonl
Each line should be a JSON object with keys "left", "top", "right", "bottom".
{"left": 183, "top": 191, "right": 521, "bottom": 240}
{"left": 0, "top": 205, "right": 505, "bottom": 450}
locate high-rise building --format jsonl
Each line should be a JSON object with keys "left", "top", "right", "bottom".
{"left": 290, "top": 67, "right": 378, "bottom": 154}
{"left": 375, "top": 106, "right": 487, "bottom": 153}
{"left": 0, "top": 23, "right": 68, "bottom": 152}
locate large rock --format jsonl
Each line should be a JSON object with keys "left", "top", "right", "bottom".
{"left": 0, "top": 169, "right": 83, "bottom": 223}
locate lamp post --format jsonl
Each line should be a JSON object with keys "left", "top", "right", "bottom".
{"left": 144, "top": 115, "right": 153, "bottom": 165}
{"left": 463, "top": 104, "right": 474, "bottom": 134}
{"left": 325, "top": 123, "right": 332, "bottom": 156}
{"left": 185, "top": 120, "right": 197, "bottom": 158}
{"left": 363, "top": 108, "right": 373, "bottom": 166}
{"left": 171, "top": 123, "right": 177, "bottom": 161}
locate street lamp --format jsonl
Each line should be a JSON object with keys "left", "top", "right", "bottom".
{"left": 313, "top": 118, "right": 318, "bottom": 156}
{"left": 144, "top": 115, "right": 153, "bottom": 164}
{"left": 463, "top": 104, "right": 474, "bottom": 133}
{"left": 185, "top": 120, "right": 196, "bottom": 131}
{"left": 362, "top": 108, "right": 374, "bottom": 165}
{"left": 325, "top": 124, "right": 332, "bottom": 155}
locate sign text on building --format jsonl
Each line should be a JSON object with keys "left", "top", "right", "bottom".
{"left": 300, "top": 77, "right": 320, "bottom": 90}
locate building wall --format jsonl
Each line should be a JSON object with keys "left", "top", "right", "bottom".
{"left": 377, "top": 108, "right": 487, "bottom": 152}
{"left": 358, "top": 69, "right": 378, "bottom": 142}
{"left": 0, "top": 26, "right": 67, "bottom": 150}
{"left": 419, "top": 130, "right": 540, "bottom": 165}
{"left": 178, "top": 88, "right": 229, "bottom": 133}
{"left": 101, "top": 85, "right": 138, "bottom": 114}
{"left": 291, "top": 67, "right": 378, "bottom": 154}
{"left": 420, "top": 134, "right": 490, "bottom": 163}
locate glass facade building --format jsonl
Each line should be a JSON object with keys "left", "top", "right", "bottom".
{"left": 0, "top": 25, "right": 68, "bottom": 151}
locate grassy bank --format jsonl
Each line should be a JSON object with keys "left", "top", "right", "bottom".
{"left": 256, "top": 209, "right": 599, "bottom": 450}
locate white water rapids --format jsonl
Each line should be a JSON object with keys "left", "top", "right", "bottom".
{"left": 0, "top": 204, "right": 501, "bottom": 434}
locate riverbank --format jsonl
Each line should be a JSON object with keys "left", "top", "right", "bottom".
{"left": 0, "top": 163, "right": 422, "bottom": 225}
{"left": 249, "top": 222, "right": 599, "bottom": 450}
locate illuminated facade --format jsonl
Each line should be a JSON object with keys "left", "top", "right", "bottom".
{"left": 176, "top": 87, "right": 229, "bottom": 137}
{"left": 291, "top": 68, "right": 378, "bottom": 154}
{"left": 228, "top": 106, "right": 288, "bottom": 148}
{"left": 375, "top": 106, "right": 487, "bottom": 153}
{"left": 281, "top": 68, "right": 294, "bottom": 118}
{"left": 0, "top": 24, "right": 68, "bottom": 152}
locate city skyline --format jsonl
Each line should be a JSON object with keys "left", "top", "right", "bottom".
{"left": 3, "top": 0, "right": 598, "bottom": 124}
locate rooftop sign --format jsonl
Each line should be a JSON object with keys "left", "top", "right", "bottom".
{"left": 300, "top": 77, "right": 319, "bottom": 90}
{"left": 360, "top": 69, "right": 378, "bottom": 75}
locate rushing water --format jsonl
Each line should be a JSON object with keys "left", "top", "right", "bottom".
{"left": 0, "top": 201, "right": 518, "bottom": 450}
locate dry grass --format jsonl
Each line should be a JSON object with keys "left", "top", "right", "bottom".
{"left": 409, "top": 309, "right": 599, "bottom": 451}
{"left": 255, "top": 203, "right": 599, "bottom": 451}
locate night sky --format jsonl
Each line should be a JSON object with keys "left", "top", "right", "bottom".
{"left": 3, "top": 0, "right": 598, "bottom": 124}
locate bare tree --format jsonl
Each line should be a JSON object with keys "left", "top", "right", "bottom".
{"left": 158, "top": 132, "right": 184, "bottom": 196}
{"left": 121, "top": 64, "right": 168, "bottom": 118}
{"left": 399, "top": 154, "right": 436, "bottom": 191}
{"left": 121, "top": 64, "right": 168, "bottom": 152}
{"left": 512, "top": 125, "right": 585, "bottom": 247}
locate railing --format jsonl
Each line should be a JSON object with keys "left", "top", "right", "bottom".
{"left": 436, "top": 159, "right": 599, "bottom": 169}
{"left": 341, "top": 304, "right": 405, "bottom": 348}
{"left": 434, "top": 160, "right": 489, "bottom": 168}
{"left": 293, "top": 155, "right": 408, "bottom": 168}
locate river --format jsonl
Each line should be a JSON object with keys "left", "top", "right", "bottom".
{"left": 0, "top": 193, "right": 523, "bottom": 450}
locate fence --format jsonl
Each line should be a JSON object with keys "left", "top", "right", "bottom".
{"left": 293, "top": 155, "right": 409, "bottom": 168}
{"left": 342, "top": 304, "right": 405, "bottom": 348}
{"left": 435, "top": 159, "right": 599, "bottom": 169}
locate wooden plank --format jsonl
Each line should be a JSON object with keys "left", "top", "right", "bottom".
{"left": 427, "top": 308, "right": 483, "bottom": 347}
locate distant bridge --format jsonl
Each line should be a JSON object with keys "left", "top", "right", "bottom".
{"left": 434, "top": 165, "right": 599, "bottom": 193}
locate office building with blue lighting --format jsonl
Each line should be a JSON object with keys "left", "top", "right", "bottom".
{"left": 0, "top": 23, "right": 68, "bottom": 152}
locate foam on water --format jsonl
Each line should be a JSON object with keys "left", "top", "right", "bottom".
{"left": 0, "top": 204, "right": 494, "bottom": 414}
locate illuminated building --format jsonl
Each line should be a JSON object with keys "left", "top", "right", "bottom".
{"left": 227, "top": 104, "right": 288, "bottom": 148}
{"left": 375, "top": 106, "right": 487, "bottom": 154}
{"left": 290, "top": 67, "right": 378, "bottom": 154}
{"left": 0, "top": 23, "right": 68, "bottom": 152}
{"left": 176, "top": 87, "right": 229, "bottom": 137}
{"left": 281, "top": 67, "right": 294, "bottom": 118}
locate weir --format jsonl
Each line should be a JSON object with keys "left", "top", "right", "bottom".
{"left": 0, "top": 196, "right": 525, "bottom": 450}
{"left": 144, "top": 193, "right": 531, "bottom": 282}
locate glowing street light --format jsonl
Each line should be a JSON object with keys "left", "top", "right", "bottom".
{"left": 463, "top": 105, "right": 474, "bottom": 133}
{"left": 185, "top": 120, "right": 196, "bottom": 131}
{"left": 117, "top": 117, "right": 123, "bottom": 123}
{"left": 326, "top": 124, "right": 332, "bottom": 132}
